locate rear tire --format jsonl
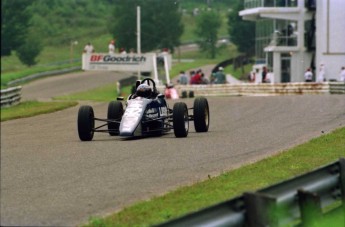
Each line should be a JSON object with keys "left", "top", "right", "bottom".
{"left": 193, "top": 97, "right": 209, "bottom": 132}
{"left": 173, "top": 102, "right": 189, "bottom": 137}
{"left": 78, "top": 105, "right": 95, "bottom": 141}
{"left": 107, "top": 101, "right": 123, "bottom": 136}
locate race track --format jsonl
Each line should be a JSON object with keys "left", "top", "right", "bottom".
{"left": 1, "top": 71, "right": 345, "bottom": 226}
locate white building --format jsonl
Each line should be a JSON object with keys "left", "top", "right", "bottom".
{"left": 240, "top": 0, "right": 345, "bottom": 83}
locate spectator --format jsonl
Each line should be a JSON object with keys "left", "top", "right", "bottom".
{"left": 189, "top": 71, "right": 195, "bottom": 84}
{"left": 317, "top": 63, "right": 326, "bottom": 82}
{"left": 178, "top": 71, "right": 188, "bottom": 85}
{"left": 339, "top": 66, "right": 345, "bottom": 82}
{"left": 83, "top": 42, "right": 94, "bottom": 54}
{"left": 304, "top": 68, "right": 313, "bottom": 82}
{"left": 214, "top": 67, "right": 226, "bottom": 84}
{"left": 108, "top": 40, "right": 115, "bottom": 54}
{"left": 190, "top": 69, "right": 202, "bottom": 84}
{"left": 265, "top": 69, "right": 273, "bottom": 83}
{"left": 120, "top": 48, "right": 127, "bottom": 54}
{"left": 200, "top": 72, "right": 209, "bottom": 84}
{"left": 250, "top": 71, "right": 256, "bottom": 82}
{"left": 210, "top": 72, "right": 216, "bottom": 84}
{"left": 262, "top": 66, "right": 268, "bottom": 83}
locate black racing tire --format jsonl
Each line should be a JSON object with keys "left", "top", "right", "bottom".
{"left": 193, "top": 96, "right": 209, "bottom": 132}
{"left": 107, "top": 101, "right": 124, "bottom": 136}
{"left": 181, "top": 91, "right": 187, "bottom": 98}
{"left": 189, "top": 91, "right": 194, "bottom": 98}
{"left": 173, "top": 102, "right": 189, "bottom": 138}
{"left": 78, "top": 105, "right": 95, "bottom": 141}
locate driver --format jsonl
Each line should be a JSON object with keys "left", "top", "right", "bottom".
{"left": 135, "top": 84, "right": 152, "bottom": 98}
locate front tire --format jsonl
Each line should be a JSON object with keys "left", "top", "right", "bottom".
{"left": 78, "top": 105, "right": 95, "bottom": 141}
{"left": 193, "top": 97, "right": 209, "bottom": 132}
{"left": 173, "top": 102, "right": 189, "bottom": 137}
{"left": 107, "top": 101, "right": 124, "bottom": 136}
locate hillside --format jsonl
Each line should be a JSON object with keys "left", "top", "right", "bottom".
{"left": 1, "top": 0, "right": 236, "bottom": 73}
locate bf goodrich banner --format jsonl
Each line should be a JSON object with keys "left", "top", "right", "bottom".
{"left": 82, "top": 53, "right": 156, "bottom": 72}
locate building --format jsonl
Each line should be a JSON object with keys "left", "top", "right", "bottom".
{"left": 240, "top": 0, "right": 345, "bottom": 83}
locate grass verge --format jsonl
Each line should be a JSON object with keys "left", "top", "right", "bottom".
{"left": 54, "top": 83, "right": 119, "bottom": 102}
{"left": 0, "top": 101, "right": 78, "bottom": 122}
{"left": 84, "top": 127, "right": 345, "bottom": 227}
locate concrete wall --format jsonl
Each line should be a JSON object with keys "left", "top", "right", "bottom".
{"left": 158, "top": 82, "right": 345, "bottom": 97}
{"left": 316, "top": 0, "right": 345, "bottom": 80}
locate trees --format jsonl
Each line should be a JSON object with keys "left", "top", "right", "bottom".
{"left": 16, "top": 28, "right": 43, "bottom": 67}
{"left": 194, "top": 10, "right": 222, "bottom": 59}
{"left": 1, "top": 0, "right": 43, "bottom": 66}
{"left": 1, "top": 0, "right": 33, "bottom": 56}
{"left": 108, "top": 0, "right": 183, "bottom": 53}
{"left": 228, "top": 0, "right": 255, "bottom": 56}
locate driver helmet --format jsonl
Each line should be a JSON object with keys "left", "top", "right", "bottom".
{"left": 136, "top": 84, "right": 152, "bottom": 98}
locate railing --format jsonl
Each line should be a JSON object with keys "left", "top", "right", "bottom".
{"left": 0, "top": 86, "right": 22, "bottom": 108}
{"left": 7, "top": 66, "right": 81, "bottom": 86}
{"left": 244, "top": 0, "right": 298, "bottom": 9}
{"left": 157, "top": 158, "right": 345, "bottom": 227}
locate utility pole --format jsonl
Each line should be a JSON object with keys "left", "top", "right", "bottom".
{"left": 137, "top": 6, "right": 141, "bottom": 80}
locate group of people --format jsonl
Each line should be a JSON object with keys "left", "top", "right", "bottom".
{"left": 83, "top": 39, "right": 131, "bottom": 55}
{"left": 304, "top": 64, "right": 326, "bottom": 82}
{"left": 304, "top": 64, "right": 345, "bottom": 82}
{"left": 177, "top": 67, "right": 227, "bottom": 85}
{"left": 248, "top": 66, "right": 273, "bottom": 83}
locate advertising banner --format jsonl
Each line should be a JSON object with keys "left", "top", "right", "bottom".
{"left": 82, "top": 53, "right": 157, "bottom": 72}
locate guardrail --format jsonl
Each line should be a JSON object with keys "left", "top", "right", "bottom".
{"left": 157, "top": 158, "right": 345, "bottom": 227}
{"left": 168, "top": 82, "right": 345, "bottom": 97}
{"left": 117, "top": 75, "right": 138, "bottom": 96}
{"left": 6, "top": 66, "right": 81, "bottom": 86}
{"left": 0, "top": 86, "right": 22, "bottom": 108}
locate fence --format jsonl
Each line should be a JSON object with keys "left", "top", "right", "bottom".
{"left": 7, "top": 66, "right": 81, "bottom": 86}
{"left": 157, "top": 158, "right": 345, "bottom": 227}
{"left": 164, "top": 82, "right": 345, "bottom": 97}
{"left": 0, "top": 86, "right": 22, "bottom": 108}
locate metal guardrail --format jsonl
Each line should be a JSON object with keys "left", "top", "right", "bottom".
{"left": 0, "top": 86, "right": 22, "bottom": 108}
{"left": 157, "top": 158, "right": 345, "bottom": 227}
{"left": 6, "top": 66, "right": 81, "bottom": 86}
{"left": 117, "top": 75, "right": 138, "bottom": 96}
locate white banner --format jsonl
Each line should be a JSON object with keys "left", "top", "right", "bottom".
{"left": 82, "top": 53, "right": 157, "bottom": 72}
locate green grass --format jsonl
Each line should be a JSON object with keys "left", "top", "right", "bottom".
{"left": 0, "top": 101, "right": 78, "bottom": 122}
{"left": 224, "top": 64, "right": 253, "bottom": 80}
{"left": 84, "top": 127, "right": 345, "bottom": 227}
{"left": 54, "top": 83, "right": 119, "bottom": 102}
{"left": 171, "top": 43, "right": 246, "bottom": 79}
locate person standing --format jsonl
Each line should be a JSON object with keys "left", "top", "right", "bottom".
{"left": 215, "top": 67, "right": 226, "bottom": 84}
{"left": 317, "top": 63, "right": 326, "bottom": 82}
{"left": 83, "top": 42, "right": 94, "bottom": 54}
{"left": 304, "top": 68, "right": 313, "bottom": 82}
{"left": 108, "top": 40, "right": 115, "bottom": 54}
{"left": 262, "top": 66, "right": 268, "bottom": 83}
{"left": 178, "top": 71, "right": 188, "bottom": 85}
{"left": 339, "top": 66, "right": 345, "bottom": 82}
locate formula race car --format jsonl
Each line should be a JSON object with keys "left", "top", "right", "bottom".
{"left": 77, "top": 78, "right": 209, "bottom": 141}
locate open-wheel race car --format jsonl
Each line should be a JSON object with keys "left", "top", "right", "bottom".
{"left": 77, "top": 78, "right": 209, "bottom": 141}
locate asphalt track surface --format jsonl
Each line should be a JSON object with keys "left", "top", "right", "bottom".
{"left": 1, "top": 71, "right": 345, "bottom": 226}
